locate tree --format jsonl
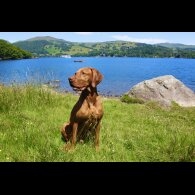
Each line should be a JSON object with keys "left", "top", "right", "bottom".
{"left": 0, "top": 39, "right": 32, "bottom": 60}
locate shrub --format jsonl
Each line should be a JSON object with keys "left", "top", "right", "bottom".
{"left": 120, "top": 94, "right": 145, "bottom": 104}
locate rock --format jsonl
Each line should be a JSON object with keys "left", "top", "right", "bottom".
{"left": 126, "top": 75, "right": 195, "bottom": 107}
{"left": 44, "top": 80, "right": 60, "bottom": 88}
{"left": 53, "top": 80, "right": 60, "bottom": 83}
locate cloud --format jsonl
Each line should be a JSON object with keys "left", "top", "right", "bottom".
{"left": 74, "top": 32, "right": 94, "bottom": 35}
{"left": 112, "top": 35, "right": 168, "bottom": 44}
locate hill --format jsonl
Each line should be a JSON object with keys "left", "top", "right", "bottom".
{"left": 156, "top": 43, "right": 195, "bottom": 51}
{"left": 13, "top": 36, "right": 195, "bottom": 58}
{"left": 27, "top": 36, "right": 65, "bottom": 42}
{"left": 14, "top": 37, "right": 72, "bottom": 56}
{"left": 0, "top": 39, "right": 32, "bottom": 60}
{"left": 0, "top": 84, "right": 195, "bottom": 162}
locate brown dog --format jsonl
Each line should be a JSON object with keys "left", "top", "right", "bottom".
{"left": 61, "top": 67, "right": 104, "bottom": 151}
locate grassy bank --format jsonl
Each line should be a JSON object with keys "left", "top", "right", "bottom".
{"left": 0, "top": 85, "right": 195, "bottom": 162}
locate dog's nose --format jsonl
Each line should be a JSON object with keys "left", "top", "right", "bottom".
{"left": 68, "top": 77, "right": 72, "bottom": 81}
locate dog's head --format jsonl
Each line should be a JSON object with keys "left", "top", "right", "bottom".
{"left": 68, "top": 67, "right": 103, "bottom": 91}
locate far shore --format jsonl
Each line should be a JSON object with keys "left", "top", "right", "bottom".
{"left": 1, "top": 56, "right": 195, "bottom": 61}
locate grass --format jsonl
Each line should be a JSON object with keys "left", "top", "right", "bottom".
{"left": 0, "top": 84, "right": 195, "bottom": 162}
{"left": 121, "top": 94, "right": 145, "bottom": 104}
{"left": 65, "top": 45, "right": 90, "bottom": 55}
{"left": 44, "top": 45, "right": 62, "bottom": 55}
{"left": 65, "top": 45, "right": 91, "bottom": 55}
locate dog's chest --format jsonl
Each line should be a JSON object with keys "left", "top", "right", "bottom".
{"left": 76, "top": 100, "right": 102, "bottom": 121}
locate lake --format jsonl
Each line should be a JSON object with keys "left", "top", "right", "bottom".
{"left": 0, "top": 57, "right": 195, "bottom": 96}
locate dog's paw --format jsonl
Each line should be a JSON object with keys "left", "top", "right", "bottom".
{"left": 64, "top": 143, "right": 71, "bottom": 151}
{"left": 64, "top": 143, "right": 75, "bottom": 152}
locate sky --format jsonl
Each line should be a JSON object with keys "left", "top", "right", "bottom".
{"left": 0, "top": 32, "right": 195, "bottom": 45}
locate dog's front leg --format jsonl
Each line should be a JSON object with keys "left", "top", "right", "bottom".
{"left": 71, "top": 122, "right": 78, "bottom": 150}
{"left": 95, "top": 121, "right": 101, "bottom": 152}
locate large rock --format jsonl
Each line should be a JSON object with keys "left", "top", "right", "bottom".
{"left": 126, "top": 75, "right": 195, "bottom": 107}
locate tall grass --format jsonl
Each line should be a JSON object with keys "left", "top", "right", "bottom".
{"left": 0, "top": 84, "right": 195, "bottom": 162}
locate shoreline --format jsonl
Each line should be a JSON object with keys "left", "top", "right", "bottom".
{"left": 0, "top": 82, "right": 122, "bottom": 99}
{"left": 55, "top": 88, "right": 121, "bottom": 100}
{"left": 1, "top": 56, "right": 195, "bottom": 60}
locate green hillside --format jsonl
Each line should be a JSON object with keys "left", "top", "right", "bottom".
{"left": 27, "top": 36, "right": 65, "bottom": 42}
{"left": 156, "top": 43, "right": 195, "bottom": 50}
{"left": 13, "top": 36, "right": 195, "bottom": 58}
{"left": 14, "top": 37, "right": 72, "bottom": 56}
{"left": 0, "top": 39, "right": 32, "bottom": 60}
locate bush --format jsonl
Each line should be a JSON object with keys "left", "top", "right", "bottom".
{"left": 120, "top": 94, "right": 145, "bottom": 104}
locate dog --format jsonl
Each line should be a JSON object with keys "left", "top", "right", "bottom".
{"left": 61, "top": 67, "right": 104, "bottom": 151}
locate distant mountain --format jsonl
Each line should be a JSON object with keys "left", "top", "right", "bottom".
{"left": 0, "top": 39, "right": 32, "bottom": 60}
{"left": 156, "top": 43, "right": 195, "bottom": 50}
{"left": 26, "top": 36, "right": 64, "bottom": 42}
{"left": 13, "top": 36, "right": 195, "bottom": 58}
{"left": 13, "top": 36, "right": 73, "bottom": 56}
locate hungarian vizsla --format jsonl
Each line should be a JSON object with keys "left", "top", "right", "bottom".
{"left": 61, "top": 67, "right": 104, "bottom": 151}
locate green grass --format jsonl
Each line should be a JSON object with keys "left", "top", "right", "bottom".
{"left": 44, "top": 45, "right": 62, "bottom": 55}
{"left": 65, "top": 45, "right": 91, "bottom": 55}
{"left": 0, "top": 85, "right": 195, "bottom": 162}
{"left": 121, "top": 94, "right": 145, "bottom": 104}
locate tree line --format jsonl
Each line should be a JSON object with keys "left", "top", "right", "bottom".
{"left": 73, "top": 45, "right": 195, "bottom": 58}
{"left": 12, "top": 39, "right": 195, "bottom": 59}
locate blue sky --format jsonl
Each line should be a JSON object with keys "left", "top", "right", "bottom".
{"left": 0, "top": 32, "right": 195, "bottom": 45}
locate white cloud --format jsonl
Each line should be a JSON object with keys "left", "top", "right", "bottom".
{"left": 112, "top": 35, "right": 168, "bottom": 44}
{"left": 74, "top": 32, "right": 94, "bottom": 35}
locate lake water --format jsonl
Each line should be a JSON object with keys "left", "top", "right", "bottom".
{"left": 0, "top": 57, "right": 195, "bottom": 96}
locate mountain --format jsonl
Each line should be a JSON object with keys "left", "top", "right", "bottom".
{"left": 26, "top": 36, "right": 65, "bottom": 42}
{"left": 156, "top": 43, "right": 195, "bottom": 50}
{"left": 14, "top": 36, "right": 73, "bottom": 56}
{"left": 13, "top": 36, "right": 195, "bottom": 58}
{"left": 0, "top": 39, "right": 32, "bottom": 60}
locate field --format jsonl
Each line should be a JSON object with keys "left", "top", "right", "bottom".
{"left": 65, "top": 45, "right": 91, "bottom": 55}
{"left": 0, "top": 85, "right": 195, "bottom": 162}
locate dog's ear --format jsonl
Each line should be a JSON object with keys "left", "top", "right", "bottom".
{"left": 91, "top": 68, "right": 103, "bottom": 88}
